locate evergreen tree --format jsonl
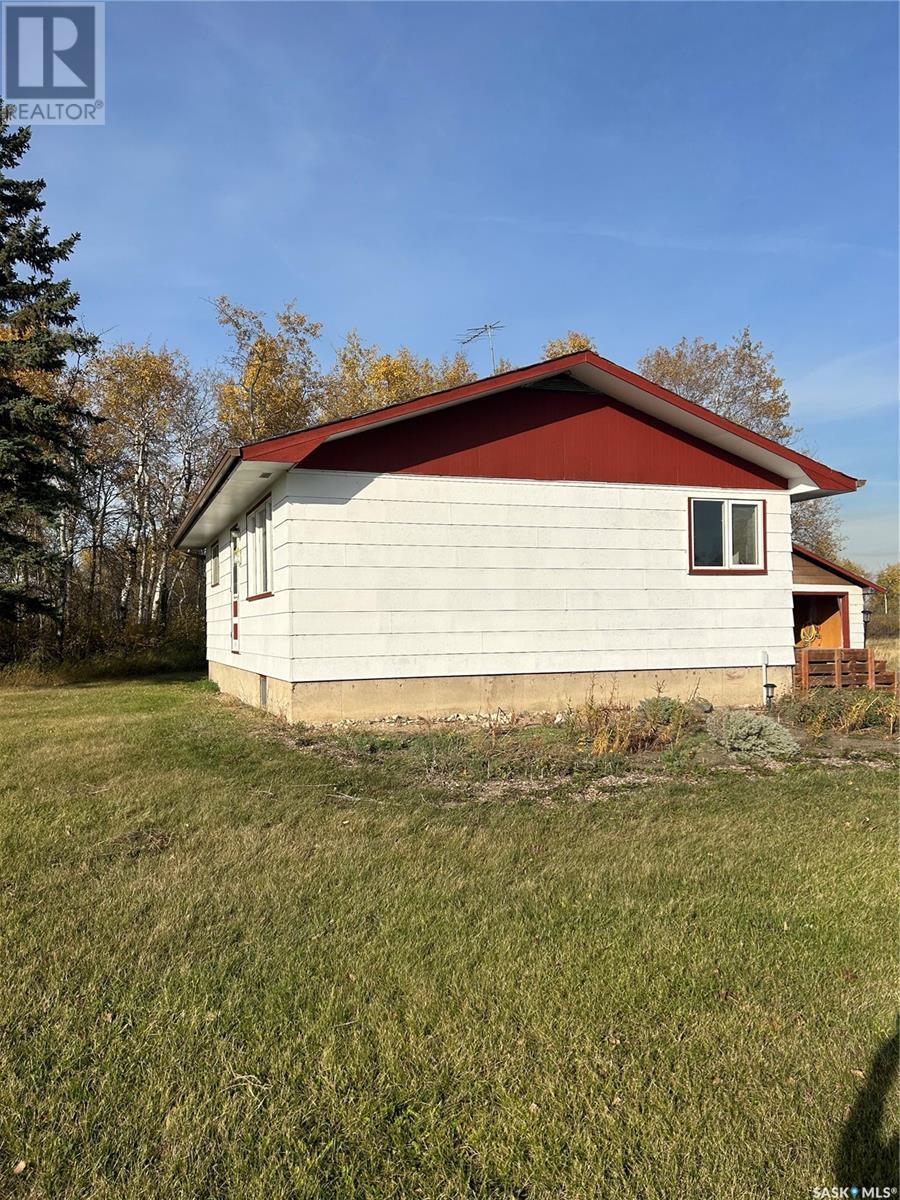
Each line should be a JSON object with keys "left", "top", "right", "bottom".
{"left": 0, "top": 109, "right": 97, "bottom": 627}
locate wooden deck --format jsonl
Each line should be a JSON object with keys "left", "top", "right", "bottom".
{"left": 794, "top": 648, "right": 897, "bottom": 691}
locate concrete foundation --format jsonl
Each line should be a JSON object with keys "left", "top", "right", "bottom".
{"left": 209, "top": 659, "right": 793, "bottom": 723}
{"left": 209, "top": 660, "right": 293, "bottom": 720}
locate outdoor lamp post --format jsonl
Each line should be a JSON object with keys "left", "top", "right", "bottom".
{"left": 861, "top": 588, "right": 876, "bottom": 646}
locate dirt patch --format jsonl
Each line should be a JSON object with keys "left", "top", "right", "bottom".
{"left": 109, "top": 828, "right": 172, "bottom": 859}
{"left": 220, "top": 690, "right": 897, "bottom": 803}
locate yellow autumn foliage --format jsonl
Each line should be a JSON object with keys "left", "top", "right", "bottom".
{"left": 542, "top": 331, "right": 598, "bottom": 359}
{"left": 214, "top": 297, "right": 322, "bottom": 443}
{"left": 319, "top": 330, "right": 475, "bottom": 423}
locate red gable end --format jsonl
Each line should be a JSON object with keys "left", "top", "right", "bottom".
{"left": 301, "top": 387, "right": 788, "bottom": 489}
{"left": 175, "top": 350, "right": 863, "bottom": 549}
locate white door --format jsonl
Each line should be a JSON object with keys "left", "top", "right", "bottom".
{"left": 230, "top": 526, "right": 240, "bottom": 653}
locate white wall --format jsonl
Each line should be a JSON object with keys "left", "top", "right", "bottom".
{"left": 205, "top": 476, "right": 293, "bottom": 680}
{"left": 271, "top": 469, "right": 796, "bottom": 683}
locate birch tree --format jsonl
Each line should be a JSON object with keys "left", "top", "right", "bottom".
{"left": 84, "top": 345, "right": 215, "bottom": 631}
{"left": 215, "top": 297, "right": 322, "bottom": 442}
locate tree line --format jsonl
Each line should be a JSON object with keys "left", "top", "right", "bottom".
{"left": 1, "top": 112, "right": 892, "bottom": 667}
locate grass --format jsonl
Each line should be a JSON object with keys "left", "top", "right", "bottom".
{"left": 870, "top": 634, "right": 899, "bottom": 674}
{"left": 0, "top": 678, "right": 896, "bottom": 1199}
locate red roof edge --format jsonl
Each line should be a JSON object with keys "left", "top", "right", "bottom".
{"left": 585, "top": 353, "right": 860, "bottom": 495}
{"left": 241, "top": 350, "right": 861, "bottom": 495}
{"left": 240, "top": 354, "right": 597, "bottom": 461}
{"left": 792, "top": 543, "right": 884, "bottom": 591}
{"left": 175, "top": 350, "right": 865, "bottom": 547}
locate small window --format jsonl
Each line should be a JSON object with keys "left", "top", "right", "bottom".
{"left": 730, "top": 503, "right": 759, "bottom": 567}
{"left": 692, "top": 500, "right": 725, "bottom": 568}
{"left": 209, "top": 541, "right": 220, "bottom": 587}
{"left": 690, "top": 499, "right": 764, "bottom": 572}
{"left": 247, "top": 496, "right": 274, "bottom": 597}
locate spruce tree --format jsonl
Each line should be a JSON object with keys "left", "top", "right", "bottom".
{"left": 0, "top": 108, "right": 97, "bottom": 627}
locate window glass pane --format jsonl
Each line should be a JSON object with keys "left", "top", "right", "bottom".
{"left": 266, "top": 500, "right": 273, "bottom": 591}
{"left": 246, "top": 501, "right": 274, "bottom": 595}
{"left": 255, "top": 513, "right": 262, "bottom": 593}
{"left": 260, "top": 512, "right": 268, "bottom": 592}
{"left": 731, "top": 503, "right": 759, "bottom": 566}
{"left": 692, "top": 500, "right": 724, "bottom": 567}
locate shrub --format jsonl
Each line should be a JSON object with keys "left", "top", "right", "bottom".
{"left": 637, "top": 695, "right": 681, "bottom": 725}
{"left": 0, "top": 640, "right": 206, "bottom": 688}
{"left": 569, "top": 693, "right": 699, "bottom": 757}
{"left": 775, "top": 688, "right": 899, "bottom": 736}
{"left": 706, "top": 710, "right": 799, "bottom": 759}
{"left": 637, "top": 695, "right": 706, "bottom": 729}
{"left": 590, "top": 707, "right": 665, "bottom": 756}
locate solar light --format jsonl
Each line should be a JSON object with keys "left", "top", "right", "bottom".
{"left": 764, "top": 682, "right": 777, "bottom": 708}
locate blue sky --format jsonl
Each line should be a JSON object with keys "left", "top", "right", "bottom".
{"left": 29, "top": 1, "right": 899, "bottom": 569}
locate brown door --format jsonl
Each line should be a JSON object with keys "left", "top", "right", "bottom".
{"left": 793, "top": 593, "right": 846, "bottom": 648}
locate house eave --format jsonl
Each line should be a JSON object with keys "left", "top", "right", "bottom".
{"left": 174, "top": 350, "right": 864, "bottom": 549}
{"left": 173, "top": 451, "right": 292, "bottom": 550}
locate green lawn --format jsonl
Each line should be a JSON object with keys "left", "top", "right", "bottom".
{"left": 0, "top": 678, "right": 896, "bottom": 1199}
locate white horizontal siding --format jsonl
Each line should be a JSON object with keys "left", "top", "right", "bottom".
{"left": 293, "top": 605, "right": 792, "bottom": 636}
{"left": 205, "top": 537, "right": 231, "bottom": 659}
{"left": 291, "top": 625, "right": 793, "bottom": 659}
{"left": 206, "top": 476, "right": 293, "bottom": 680}
{"left": 281, "top": 470, "right": 796, "bottom": 681}
{"left": 847, "top": 589, "right": 865, "bottom": 647}
{"left": 288, "top": 469, "right": 779, "bottom": 507}
{"left": 288, "top": 559, "right": 795, "bottom": 589}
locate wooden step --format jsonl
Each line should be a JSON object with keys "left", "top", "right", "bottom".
{"left": 793, "top": 677, "right": 896, "bottom": 691}
{"left": 797, "top": 677, "right": 896, "bottom": 689}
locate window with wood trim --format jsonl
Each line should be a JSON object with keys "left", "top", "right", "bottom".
{"left": 690, "top": 498, "right": 765, "bottom": 573}
{"left": 208, "top": 540, "right": 220, "bottom": 587}
{"left": 247, "top": 496, "right": 274, "bottom": 598}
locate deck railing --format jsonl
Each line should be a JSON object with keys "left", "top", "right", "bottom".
{"left": 794, "top": 647, "right": 877, "bottom": 691}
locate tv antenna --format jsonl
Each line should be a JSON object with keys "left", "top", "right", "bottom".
{"left": 458, "top": 321, "right": 504, "bottom": 373}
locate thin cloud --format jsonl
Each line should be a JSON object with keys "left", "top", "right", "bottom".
{"left": 837, "top": 508, "right": 900, "bottom": 570}
{"left": 449, "top": 213, "right": 896, "bottom": 260}
{"left": 786, "top": 341, "right": 899, "bottom": 422}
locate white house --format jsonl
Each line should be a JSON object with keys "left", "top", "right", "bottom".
{"left": 174, "top": 350, "right": 882, "bottom": 722}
